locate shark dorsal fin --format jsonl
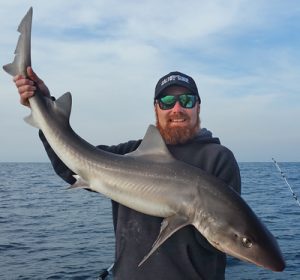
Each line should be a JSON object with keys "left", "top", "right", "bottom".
{"left": 24, "top": 92, "right": 72, "bottom": 129}
{"left": 54, "top": 92, "right": 72, "bottom": 121}
{"left": 126, "top": 125, "right": 174, "bottom": 162}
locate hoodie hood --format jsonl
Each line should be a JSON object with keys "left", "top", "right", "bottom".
{"left": 193, "top": 128, "right": 220, "bottom": 145}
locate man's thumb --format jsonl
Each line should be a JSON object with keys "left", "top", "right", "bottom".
{"left": 27, "top": 66, "right": 41, "bottom": 83}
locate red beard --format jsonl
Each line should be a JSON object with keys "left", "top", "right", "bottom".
{"left": 156, "top": 111, "right": 200, "bottom": 145}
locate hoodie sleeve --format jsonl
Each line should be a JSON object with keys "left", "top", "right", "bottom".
{"left": 39, "top": 130, "right": 76, "bottom": 184}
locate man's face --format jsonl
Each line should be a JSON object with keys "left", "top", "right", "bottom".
{"left": 155, "top": 85, "right": 200, "bottom": 145}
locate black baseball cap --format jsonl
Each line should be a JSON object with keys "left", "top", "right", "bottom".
{"left": 154, "top": 71, "right": 201, "bottom": 103}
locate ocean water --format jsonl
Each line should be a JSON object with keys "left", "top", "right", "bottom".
{"left": 0, "top": 162, "right": 299, "bottom": 280}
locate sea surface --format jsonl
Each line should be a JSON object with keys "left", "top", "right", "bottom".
{"left": 0, "top": 162, "right": 299, "bottom": 280}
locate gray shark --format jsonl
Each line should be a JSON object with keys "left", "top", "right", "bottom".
{"left": 3, "top": 7, "right": 285, "bottom": 271}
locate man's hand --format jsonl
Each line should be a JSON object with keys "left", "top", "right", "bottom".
{"left": 13, "top": 66, "right": 51, "bottom": 107}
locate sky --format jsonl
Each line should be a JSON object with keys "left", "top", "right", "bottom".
{"left": 1, "top": 0, "right": 299, "bottom": 162}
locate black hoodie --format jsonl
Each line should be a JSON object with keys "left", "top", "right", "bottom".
{"left": 39, "top": 127, "right": 241, "bottom": 280}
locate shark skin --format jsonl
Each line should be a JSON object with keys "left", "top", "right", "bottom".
{"left": 3, "top": 7, "right": 285, "bottom": 271}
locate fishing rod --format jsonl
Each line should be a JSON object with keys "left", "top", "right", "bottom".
{"left": 272, "top": 158, "right": 300, "bottom": 208}
{"left": 98, "top": 263, "right": 114, "bottom": 280}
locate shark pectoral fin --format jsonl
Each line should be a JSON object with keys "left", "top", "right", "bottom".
{"left": 68, "top": 175, "right": 90, "bottom": 189}
{"left": 138, "top": 215, "right": 190, "bottom": 267}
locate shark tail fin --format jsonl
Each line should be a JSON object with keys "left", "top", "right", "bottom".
{"left": 3, "top": 7, "right": 33, "bottom": 77}
{"left": 3, "top": 62, "right": 19, "bottom": 77}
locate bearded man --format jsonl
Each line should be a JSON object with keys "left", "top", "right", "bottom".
{"left": 14, "top": 70, "right": 241, "bottom": 280}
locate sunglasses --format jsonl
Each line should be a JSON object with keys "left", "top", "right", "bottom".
{"left": 157, "top": 94, "right": 198, "bottom": 110}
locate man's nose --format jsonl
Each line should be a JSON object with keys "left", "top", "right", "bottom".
{"left": 171, "top": 101, "right": 183, "bottom": 113}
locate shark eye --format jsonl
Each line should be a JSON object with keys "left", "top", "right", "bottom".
{"left": 242, "top": 237, "right": 253, "bottom": 248}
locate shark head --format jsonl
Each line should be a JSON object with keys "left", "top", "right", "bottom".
{"left": 193, "top": 191, "right": 285, "bottom": 272}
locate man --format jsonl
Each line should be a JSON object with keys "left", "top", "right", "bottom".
{"left": 14, "top": 69, "right": 241, "bottom": 280}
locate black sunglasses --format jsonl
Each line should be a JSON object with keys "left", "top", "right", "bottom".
{"left": 157, "top": 94, "right": 198, "bottom": 110}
